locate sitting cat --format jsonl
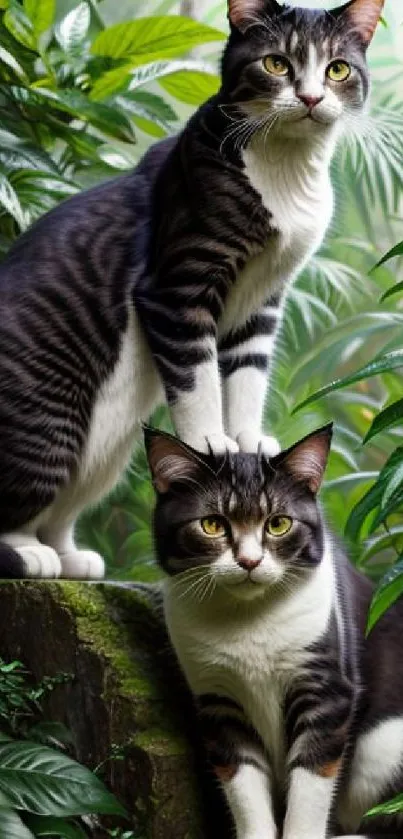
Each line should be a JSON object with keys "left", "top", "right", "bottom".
{"left": 145, "top": 424, "right": 403, "bottom": 839}
{"left": 0, "top": 0, "right": 383, "bottom": 578}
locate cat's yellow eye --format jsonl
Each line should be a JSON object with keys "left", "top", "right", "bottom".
{"left": 327, "top": 60, "right": 351, "bottom": 83}
{"left": 263, "top": 55, "right": 290, "bottom": 77}
{"left": 201, "top": 517, "right": 227, "bottom": 538}
{"left": 266, "top": 515, "right": 293, "bottom": 537}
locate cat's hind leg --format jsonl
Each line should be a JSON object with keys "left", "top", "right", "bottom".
{"left": 40, "top": 524, "right": 104, "bottom": 580}
{"left": 0, "top": 533, "right": 61, "bottom": 578}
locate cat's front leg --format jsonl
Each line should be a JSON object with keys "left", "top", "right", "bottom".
{"left": 198, "top": 694, "right": 277, "bottom": 839}
{"left": 282, "top": 669, "right": 356, "bottom": 839}
{"left": 135, "top": 279, "right": 238, "bottom": 454}
{"left": 219, "top": 300, "right": 281, "bottom": 456}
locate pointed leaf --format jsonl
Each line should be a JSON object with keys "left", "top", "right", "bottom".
{"left": 0, "top": 46, "right": 28, "bottom": 81}
{"left": 372, "top": 240, "right": 403, "bottom": 271}
{"left": 293, "top": 351, "right": 403, "bottom": 413}
{"left": 91, "top": 16, "right": 225, "bottom": 62}
{"left": 24, "top": 815, "right": 87, "bottom": 838}
{"left": 367, "top": 558, "right": 403, "bottom": 634}
{"left": 4, "top": 4, "right": 35, "bottom": 50}
{"left": 31, "top": 88, "right": 136, "bottom": 142}
{"left": 24, "top": 0, "right": 55, "bottom": 35}
{"left": 121, "top": 90, "right": 177, "bottom": 122}
{"left": 369, "top": 486, "right": 403, "bottom": 534}
{"left": 380, "top": 280, "right": 403, "bottom": 302}
{"left": 0, "top": 740, "right": 126, "bottom": 817}
{"left": 159, "top": 68, "right": 219, "bottom": 104}
{"left": 367, "top": 792, "right": 403, "bottom": 817}
{"left": 0, "top": 176, "right": 27, "bottom": 229}
{"left": 56, "top": 3, "right": 90, "bottom": 53}
{"left": 363, "top": 398, "right": 403, "bottom": 444}
{"left": 382, "top": 461, "right": 403, "bottom": 507}
{"left": 345, "top": 449, "right": 403, "bottom": 542}
{"left": 0, "top": 810, "right": 35, "bottom": 839}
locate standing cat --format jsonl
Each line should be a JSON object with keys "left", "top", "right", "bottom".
{"left": 145, "top": 425, "right": 403, "bottom": 839}
{"left": 0, "top": 0, "right": 383, "bottom": 578}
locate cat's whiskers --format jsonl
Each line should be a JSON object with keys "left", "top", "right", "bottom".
{"left": 176, "top": 571, "right": 214, "bottom": 602}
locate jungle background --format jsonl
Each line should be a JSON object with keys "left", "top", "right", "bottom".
{"left": 1, "top": 0, "right": 403, "bottom": 622}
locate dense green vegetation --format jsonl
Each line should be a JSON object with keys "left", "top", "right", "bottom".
{"left": 1, "top": 0, "right": 403, "bottom": 620}
{"left": 0, "top": 658, "right": 127, "bottom": 839}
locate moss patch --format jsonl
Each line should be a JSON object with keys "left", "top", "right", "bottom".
{"left": 57, "top": 582, "right": 159, "bottom": 700}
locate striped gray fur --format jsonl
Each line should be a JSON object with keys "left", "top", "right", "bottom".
{"left": 0, "top": 0, "right": 380, "bottom": 578}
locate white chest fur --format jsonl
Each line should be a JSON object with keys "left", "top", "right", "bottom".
{"left": 164, "top": 545, "right": 335, "bottom": 784}
{"left": 218, "top": 134, "right": 335, "bottom": 334}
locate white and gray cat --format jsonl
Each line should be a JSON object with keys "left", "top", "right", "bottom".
{"left": 0, "top": 0, "right": 383, "bottom": 578}
{"left": 146, "top": 424, "right": 403, "bottom": 839}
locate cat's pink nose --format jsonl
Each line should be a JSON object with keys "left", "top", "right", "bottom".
{"left": 237, "top": 557, "right": 262, "bottom": 571}
{"left": 298, "top": 94, "right": 324, "bottom": 110}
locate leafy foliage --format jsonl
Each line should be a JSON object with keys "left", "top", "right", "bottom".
{"left": 0, "top": 659, "right": 126, "bottom": 836}
{"left": 0, "top": 0, "right": 223, "bottom": 256}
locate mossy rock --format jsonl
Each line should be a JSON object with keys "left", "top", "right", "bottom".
{"left": 0, "top": 581, "right": 215, "bottom": 839}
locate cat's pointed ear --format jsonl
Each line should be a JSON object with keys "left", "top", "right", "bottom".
{"left": 331, "top": 0, "right": 385, "bottom": 46}
{"left": 228, "top": 0, "right": 281, "bottom": 32}
{"left": 274, "top": 424, "right": 333, "bottom": 495}
{"left": 144, "top": 427, "right": 213, "bottom": 494}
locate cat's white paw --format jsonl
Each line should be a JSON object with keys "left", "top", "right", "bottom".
{"left": 19, "top": 545, "right": 62, "bottom": 578}
{"left": 237, "top": 430, "right": 281, "bottom": 457}
{"left": 205, "top": 433, "right": 239, "bottom": 456}
{"left": 60, "top": 549, "right": 105, "bottom": 580}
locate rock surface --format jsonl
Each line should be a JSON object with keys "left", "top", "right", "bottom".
{"left": 0, "top": 581, "right": 231, "bottom": 839}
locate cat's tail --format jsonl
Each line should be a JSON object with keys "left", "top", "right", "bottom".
{"left": 0, "top": 541, "right": 24, "bottom": 579}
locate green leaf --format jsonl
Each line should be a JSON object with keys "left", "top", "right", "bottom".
{"left": 382, "top": 461, "right": 403, "bottom": 506}
{"left": 159, "top": 69, "right": 219, "bottom": 105}
{"left": 369, "top": 486, "right": 403, "bottom": 535}
{"left": 0, "top": 810, "right": 35, "bottom": 839}
{"left": 91, "top": 16, "right": 225, "bottom": 62}
{"left": 293, "top": 351, "right": 403, "bottom": 413}
{"left": 4, "top": 4, "right": 35, "bottom": 50}
{"left": 30, "top": 88, "right": 136, "bottom": 142}
{"left": 132, "top": 115, "right": 166, "bottom": 138}
{"left": 372, "top": 240, "right": 403, "bottom": 271}
{"left": 380, "top": 279, "right": 403, "bottom": 302}
{"left": 345, "top": 449, "right": 403, "bottom": 542}
{"left": 367, "top": 792, "right": 403, "bottom": 817}
{"left": 363, "top": 398, "right": 403, "bottom": 444}
{"left": 122, "top": 90, "right": 177, "bottom": 122}
{"left": 0, "top": 739, "right": 126, "bottom": 817}
{"left": 360, "top": 527, "right": 403, "bottom": 566}
{"left": 0, "top": 175, "right": 27, "bottom": 228}
{"left": 0, "top": 46, "right": 28, "bottom": 81}
{"left": 24, "top": 815, "right": 87, "bottom": 839}
{"left": 23, "top": 0, "right": 55, "bottom": 36}
{"left": 56, "top": 2, "right": 90, "bottom": 53}
{"left": 367, "top": 558, "right": 403, "bottom": 634}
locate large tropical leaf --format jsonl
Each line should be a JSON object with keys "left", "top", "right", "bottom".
{"left": 91, "top": 16, "right": 225, "bottom": 62}
{"left": 0, "top": 739, "right": 125, "bottom": 817}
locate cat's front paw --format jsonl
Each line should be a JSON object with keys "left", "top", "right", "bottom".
{"left": 237, "top": 430, "right": 281, "bottom": 457}
{"left": 188, "top": 433, "right": 239, "bottom": 455}
{"left": 60, "top": 549, "right": 105, "bottom": 580}
{"left": 205, "top": 433, "right": 239, "bottom": 456}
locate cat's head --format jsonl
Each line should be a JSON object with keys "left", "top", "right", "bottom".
{"left": 221, "top": 0, "right": 384, "bottom": 141}
{"left": 145, "top": 424, "right": 332, "bottom": 602}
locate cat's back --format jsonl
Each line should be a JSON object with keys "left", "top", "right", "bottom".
{"left": 0, "top": 135, "right": 177, "bottom": 300}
